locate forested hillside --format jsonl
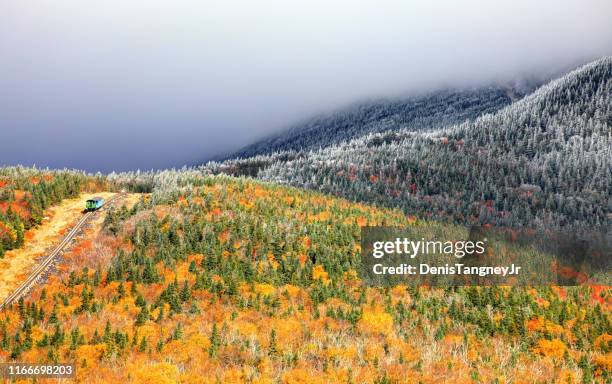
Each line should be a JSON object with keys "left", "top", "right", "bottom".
{"left": 0, "top": 168, "right": 106, "bottom": 258}
{"left": 223, "top": 86, "right": 520, "bottom": 160}
{"left": 1, "top": 171, "right": 609, "bottom": 383}
{"left": 209, "top": 57, "right": 612, "bottom": 229}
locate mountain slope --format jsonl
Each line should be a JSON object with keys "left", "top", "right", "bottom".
{"left": 222, "top": 86, "right": 521, "bottom": 160}
{"left": 1, "top": 171, "right": 608, "bottom": 382}
{"left": 209, "top": 57, "right": 612, "bottom": 229}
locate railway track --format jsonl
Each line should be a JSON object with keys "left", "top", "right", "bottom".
{"left": 0, "top": 193, "right": 125, "bottom": 311}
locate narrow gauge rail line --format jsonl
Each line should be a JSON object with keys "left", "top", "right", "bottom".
{"left": 0, "top": 193, "right": 124, "bottom": 311}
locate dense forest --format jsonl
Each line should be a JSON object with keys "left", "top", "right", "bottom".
{"left": 208, "top": 57, "right": 612, "bottom": 230}
{"left": 0, "top": 171, "right": 609, "bottom": 382}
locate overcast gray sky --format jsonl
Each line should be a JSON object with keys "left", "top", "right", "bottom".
{"left": 1, "top": 0, "right": 611, "bottom": 172}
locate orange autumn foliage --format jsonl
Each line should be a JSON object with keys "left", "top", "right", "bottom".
{"left": 533, "top": 339, "right": 566, "bottom": 359}
{"left": 311, "top": 265, "right": 330, "bottom": 285}
{"left": 358, "top": 306, "right": 394, "bottom": 336}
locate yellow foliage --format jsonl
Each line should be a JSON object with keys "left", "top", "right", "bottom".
{"left": 467, "top": 347, "right": 478, "bottom": 361}
{"left": 166, "top": 339, "right": 203, "bottom": 363}
{"left": 283, "top": 196, "right": 295, "bottom": 205}
{"left": 312, "top": 265, "right": 330, "bottom": 285}
{"left": 533, "top": 339, "right": 566, "bottom": 359}
{"left": 258, "top": 357, "right": 273, "bottom": 374}
{"left": 390, "top": 284, "right": 407, "bottom": 297}
{"left": 1, "top": 175, "right": 602, "bottom": 384}
{"left": 282, "top": 368, "right": 328, "bottom": 384}
{"left": 555, "top": 369, "right": 577, "bottom": 384}
{"left": 254, "top": 283, "right": 276, "bottom": 296}
{"left": 282, "top": 284, "right": 301, "bottom": 298}
{"left": 362, "top": 343, "right": 385, "bottom": 362}
{"left": 76, "top": 344, "right": 106, "bottom": 366}
{"left": 592, "top": 353, "right": 612, "bottom": 371}
{"left": 325, "top": 345, "right": 358, "bottom": 361}
{"left": 358, "top": 306, "right": 394, "bottom": 336}
{"left": 137, "top": 324, "right": 159, "bottom": 340}
{"left": 128, "top": 362, "right": 180, "bottom": 384}
{"left": 344, "top": 269, "right": 358, "bottom": 281}
{"left": 221, "top": 368, "right": 248, "bottom": 383}
{"left": 387, "top": 336, "right": 418, "bottom": 362}
{"left": 443, "top": 334, "right": 464, "bottom": 346}
{"left": 188, "top": 333, "right": 211, "bottom": 349}
{"left": 269, "top": 317, "right": 303, "bottom": 349}
{"left": 390, "top": 284, "right": 411, "bottom": 305}
{"left": 235, "top": 321, "right": 259, "bottom": 337}
{"left": 594, "top": 333, "right": 612, "bottom": 352}
{"left": 526, "top": 316, "right": 565, "bottom": 336}
{"left": 252, "top": 375, "right": 275, "bottom": 384}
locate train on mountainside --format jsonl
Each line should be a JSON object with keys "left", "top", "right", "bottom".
{"left": 85, "top": 197, "right": 105, "bottom": 211}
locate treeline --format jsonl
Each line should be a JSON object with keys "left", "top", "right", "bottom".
{"left": 208, "top": 57, "right": 612, "bottom": 230}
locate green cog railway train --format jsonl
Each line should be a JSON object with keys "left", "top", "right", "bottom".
{"left": 85, "top": 197, "right": 105, "bottom": 211}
